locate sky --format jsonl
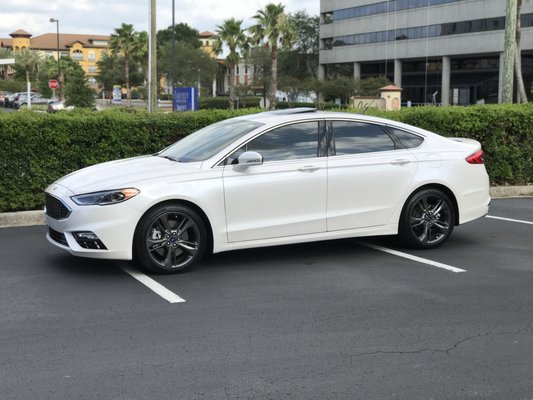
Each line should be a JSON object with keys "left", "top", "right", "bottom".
{"left": 0, "top": 0, "right": 319, "bottom": 39}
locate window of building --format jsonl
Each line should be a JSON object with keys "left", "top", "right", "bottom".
{"left": 88, "top": 66, "right": 97, "bottom": 73}
{"left": 72, "top": 50, "right": 84, "bottom": 61}
{"left": 330, "top": 14, "right": 533, "bottom": 48}
{"left": 88, "top": 51, "right": 95, "bottom": 61}
{"left": 88, "top": 77, "right": 97, "bottom": 84}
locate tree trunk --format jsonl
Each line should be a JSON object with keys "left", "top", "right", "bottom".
{"left": 515, "top": 0, "right": 528, "bottom": 103}
{"left": 502, "top": 0, "right": 517, "bottom": 103}
{"left": 269, "top": 45, "right": 278, "bottom": 110}
{"left": 228, "top": 64, "right": 235, "bottom": 110}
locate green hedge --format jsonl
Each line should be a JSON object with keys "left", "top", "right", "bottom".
{"left": 0, "top": 108, "right": 258, "bottom": 212}
{"left": 199, "top": 96, "right": 262, "bottom": 109}
{"left": 0, "top": 104, "right": 531, "bottom": 212}
{"left": 365, "top": 104, "right": 533, "bottom": 186}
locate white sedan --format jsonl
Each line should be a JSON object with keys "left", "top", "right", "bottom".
{"left": 45, "top": 109, "right": 490, "bottom": 273}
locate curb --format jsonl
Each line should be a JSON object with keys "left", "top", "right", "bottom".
{"left": 0, "top": 210, "right": 45, "bottom": 228}
{"left": 0, "top": 186, "right": 531, "bottom": 229}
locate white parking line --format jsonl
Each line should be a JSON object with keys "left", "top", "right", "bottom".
{"left": 356, "top": 241, "right": 466, "bottom": 273}
{"left": 486, "top": 215, "right": 533, "bottom": 225}
{"left": 119, "top": 263, "right": 186, "bottom": 304}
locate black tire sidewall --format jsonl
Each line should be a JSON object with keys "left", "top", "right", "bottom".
{"left": 134, "top": 203, "right": 207, "bottom": 274}
{"left": 399, "top": 188, "right": 455, "bottom": 249}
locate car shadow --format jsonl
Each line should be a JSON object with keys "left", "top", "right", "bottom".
{"left": 45, "top": 252, "right": 119, "bottom": 277}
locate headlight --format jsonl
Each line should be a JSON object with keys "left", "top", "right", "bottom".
{"left": 71, "top": 188, "right": 140, "bottom": 206}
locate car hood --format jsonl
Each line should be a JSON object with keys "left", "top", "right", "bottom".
{"left": 52, "top": 155, "right": 203, "bottom": 194}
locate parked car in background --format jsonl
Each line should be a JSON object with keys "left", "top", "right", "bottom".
{"left": 3, "top": 92, "right": 22, "bottom": 108}
{"left": 47, "top": 100, "right": 74, "bottom": 113}
{"left": 45, "top": 108, "right": 491, "bottom": 274}
{"left": 14, "top": 93, "right": 53, "bottom": 109}
{"left": 0, "top": 91, "right": 12, "bottom": 107}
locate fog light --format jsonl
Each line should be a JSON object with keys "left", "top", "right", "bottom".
{"left": 72, "top": 231, "right": 107, "bottom": 250}
{"left": 74, "top": 231, "right": 99, "bottom": 240}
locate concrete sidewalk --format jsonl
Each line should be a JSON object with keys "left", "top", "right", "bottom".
{"left": 1, "top": 185, "right": 531, "bottom": 228}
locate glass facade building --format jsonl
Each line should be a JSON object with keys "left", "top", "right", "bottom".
{"left": 319, "top": 0, "right": 533, "bottom": 104}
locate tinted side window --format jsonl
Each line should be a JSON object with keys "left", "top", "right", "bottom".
{"left": 246, "top": 122, "right": 319, "bottom": 162}
{"left": 389, "top": 128, "right": 424, "bottom": 148}
{"left": 332, "top": 121, "right": 395, "bottom": 155}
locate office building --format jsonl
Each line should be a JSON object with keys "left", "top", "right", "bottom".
{"left": 319, "top": 0, "right": 533, "bottom": 104}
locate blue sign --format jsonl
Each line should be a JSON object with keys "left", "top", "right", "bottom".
{"left": 173, "top": 87, "right": 198, "bottom": 112}
{"left": 112, "top": 85, "right": 122, "bottom": 105}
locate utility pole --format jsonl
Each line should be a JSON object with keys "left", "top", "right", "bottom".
{"left": 148, "top": 0, "right": 157, "bottom": 112}
{"left": 172, "top": 0, "right": 176, "bottom": 111}
{"left": 502, "top": 0, "right": 517, "bottom": 103}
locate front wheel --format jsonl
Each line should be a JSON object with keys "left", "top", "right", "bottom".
{"left": 399, "top": 189, "right": 455, "bottom": 249}
{"left": 134, "top": 204, "right": 207, "bottom": 274}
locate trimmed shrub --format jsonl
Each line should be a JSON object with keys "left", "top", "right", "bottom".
{"left": 0, "top": 108, "right": 258, "bottom": 212}
{"left": 0, "top": 104, "right": 531, "bottom": 212}
{"left": 364, "top": 104, "right": 533, "bottom": 186}
{"left": 199, "top": 96, "right": 262, "bottom": 110}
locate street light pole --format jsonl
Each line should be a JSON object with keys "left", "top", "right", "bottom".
{"left": 49, "top": 18, "right": 60, "bottom": 99}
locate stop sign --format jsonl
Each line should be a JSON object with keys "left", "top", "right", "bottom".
{"left": 48, "top": 79, "right": 59, "bottom": 90}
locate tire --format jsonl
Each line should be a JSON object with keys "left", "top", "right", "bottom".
{"left": 133, "top": 203, "right": 207, "bottom": 274}
{"left": 398, "top": 188, "right": 455, "bottom": 249}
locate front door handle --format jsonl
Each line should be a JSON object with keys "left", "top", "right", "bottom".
{"left": 390, "top": 159, "right": 411, "bottom": 166}
{"left": 298, "top": 165, "right": 320, "bottom": 172}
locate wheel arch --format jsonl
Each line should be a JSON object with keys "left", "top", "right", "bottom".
{"left": 403, "top": 183, "right": 460, "bottom": 226}
{"left": 133, "top": 199, "right": 215, "bottom": 257}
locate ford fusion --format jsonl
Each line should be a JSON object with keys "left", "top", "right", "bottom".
{"left": 45, "top": 109, "right": 490, "bottom": 273}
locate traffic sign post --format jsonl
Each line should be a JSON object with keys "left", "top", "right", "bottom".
{"left": 49, "top": 79, "right": 60, "bottom": 101}
{"left": 48, "top": 79, "right": 59, "bottom": 90}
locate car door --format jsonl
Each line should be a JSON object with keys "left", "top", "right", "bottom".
{"left": 223, "top": 120, "right": 327, "bottom": 243}
{"left": 326, "top": 120, "right": 418, "bottom": 231}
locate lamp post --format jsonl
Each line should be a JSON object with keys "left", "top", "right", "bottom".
{"left": 49, "top": 18, "right": 60, "bottom": 99}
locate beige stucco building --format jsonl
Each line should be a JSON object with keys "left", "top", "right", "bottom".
{"left": 0, "top": 29, "right": 110, "bottom": 85}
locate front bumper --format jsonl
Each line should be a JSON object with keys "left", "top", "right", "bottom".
{"left": 45, "top": 185, "right": 141, "bottom": 260}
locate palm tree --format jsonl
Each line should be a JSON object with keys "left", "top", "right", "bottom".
{"left": 110, "top": 23, "right": 137, "bottom": 105}
{"left": 15, "top": 49, "right": 41, "bottom": 108}
{"left": 249, "top": 3, "right": 295, "bottom": 110}
{"left": 515, "top": 0, "right": 528, "bottom": 102}
{"left": 133, "top": 31, "right": 149, "bottom": 87}
{"left": 214, "top": 18, "right": 249, "bottom": 110}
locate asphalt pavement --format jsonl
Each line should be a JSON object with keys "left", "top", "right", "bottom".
{"left": 1, "top": 198, "right": 532, "bottom": 399}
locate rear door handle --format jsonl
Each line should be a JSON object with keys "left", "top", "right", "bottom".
{"left": 390, "top": 159, "right": 411, "bottom": 166}
{"left": 298, "top": 165, "right": 320, "bottom": 172}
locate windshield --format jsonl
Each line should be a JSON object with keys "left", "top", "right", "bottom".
{"left": 158, "top": 119, "right": 263, "bottom": 163}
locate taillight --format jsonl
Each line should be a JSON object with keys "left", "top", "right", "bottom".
{"left": 466, "top": 150, "right": 485, "bottom": 164}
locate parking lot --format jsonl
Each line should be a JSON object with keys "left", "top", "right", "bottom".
{"left": 1, "top": 198, "right": 532, "bottom": 399}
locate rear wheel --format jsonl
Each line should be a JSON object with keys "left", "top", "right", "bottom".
{"left": 399, "top": 189, "right": 455, "bottom": 249}
{"left": 134, "top": 204, "right": 207, "bottom": 274}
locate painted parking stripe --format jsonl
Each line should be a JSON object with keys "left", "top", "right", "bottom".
{"left": 356, "top": 241, "right": 466, "bottom": 273}
{"left": 486, "top": 215, "right": 533, "bottom": 225}
{"left": 119, "top": 263, "right": 186, "bottom": 304}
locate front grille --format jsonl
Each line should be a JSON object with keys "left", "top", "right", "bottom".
{"left": 48, "top": 227, "right": 69, "bottom": 247}
{"left": 45, "top": 193, "right": 71, "bottom": 220}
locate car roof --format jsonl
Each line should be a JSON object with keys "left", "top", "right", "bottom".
{"left": 234, "top": 108, "right": 435, "bottom": 139}
{"left": 237, "top": 108, "right": 394, "bottom": 126}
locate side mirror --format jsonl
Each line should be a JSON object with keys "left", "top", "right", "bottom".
{"left": 233, "top": 151, "right": 263, "bottom": 171}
